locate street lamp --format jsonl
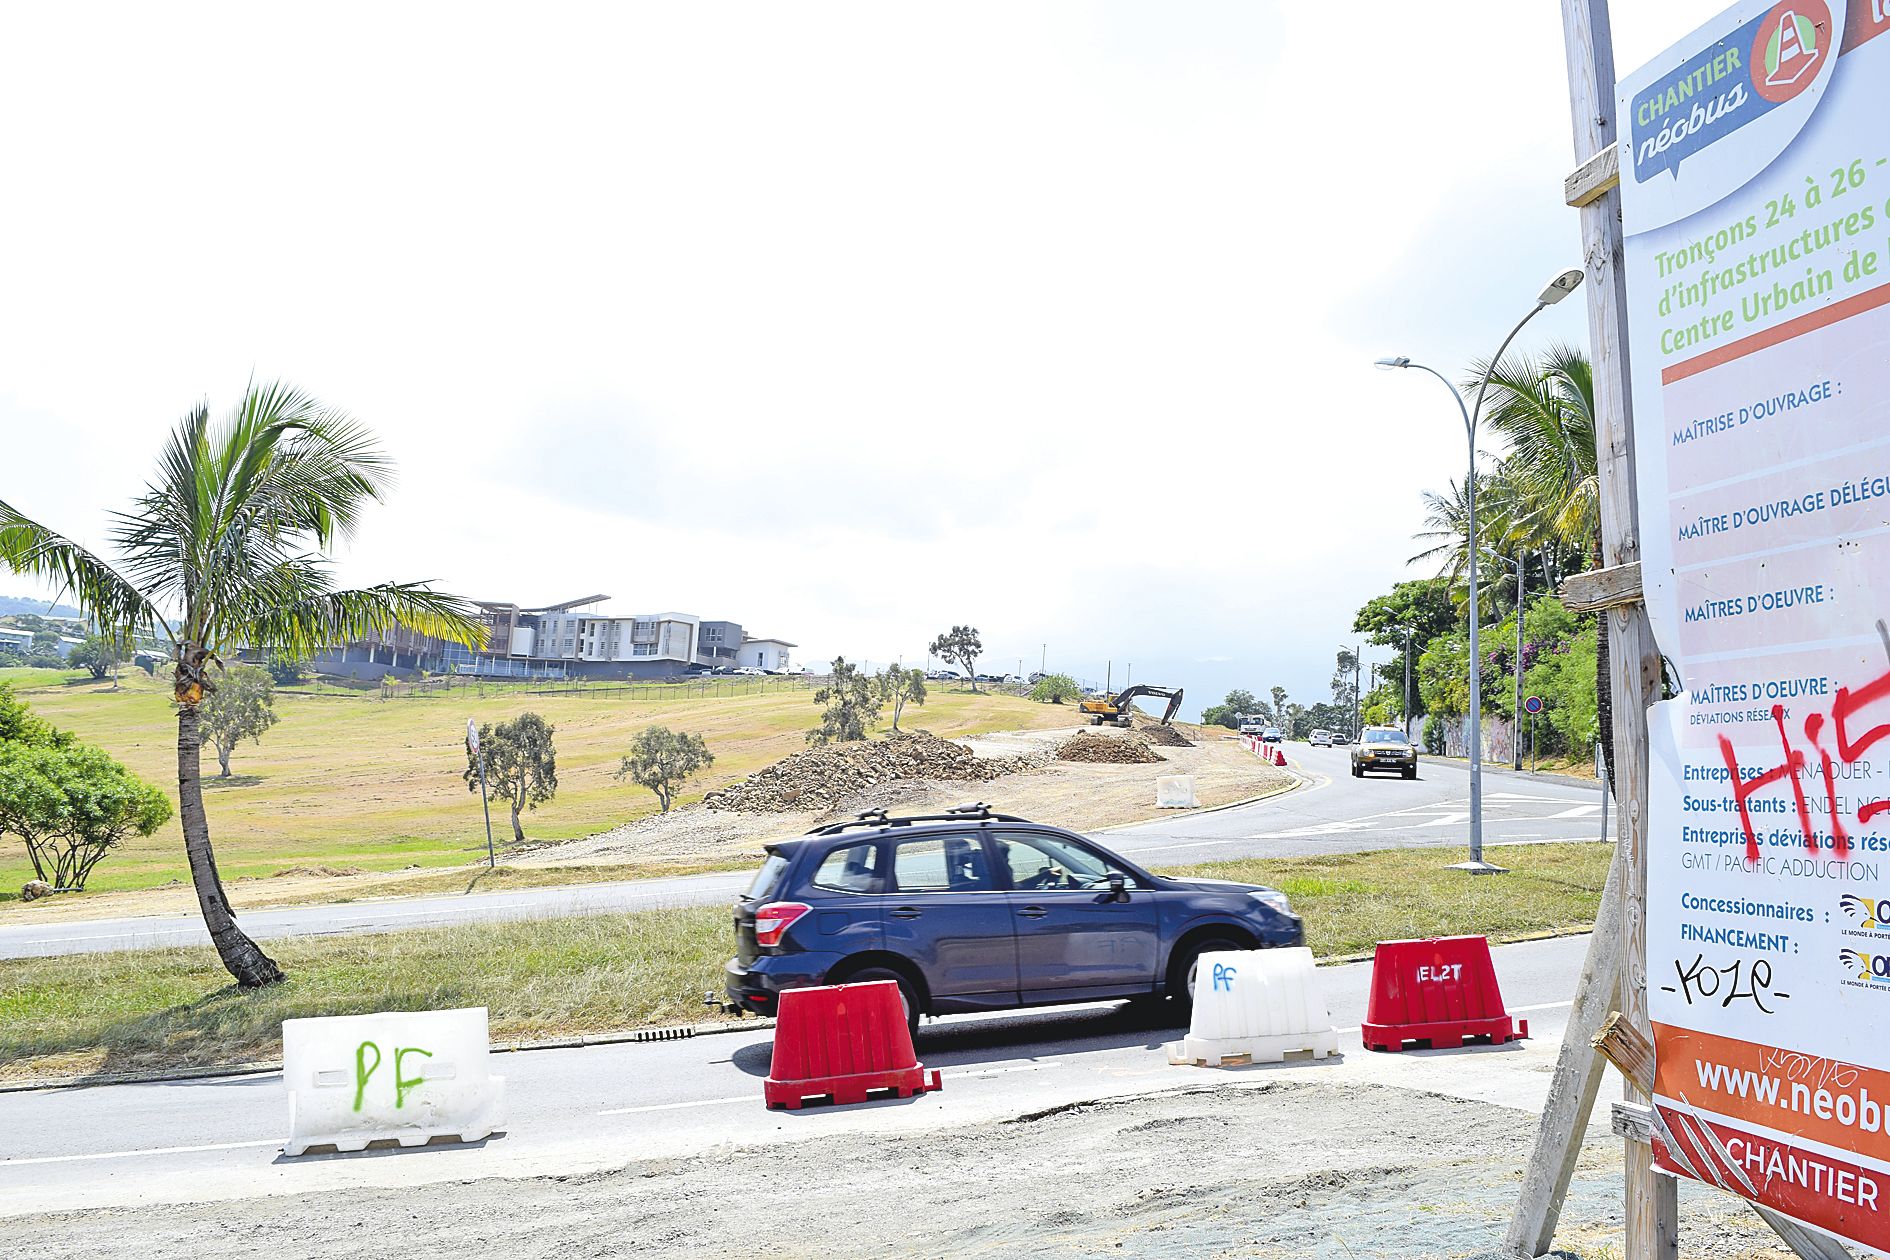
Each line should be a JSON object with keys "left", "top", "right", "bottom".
{"left": 1376, "top": 267, "right": 1583, "bottom": 875}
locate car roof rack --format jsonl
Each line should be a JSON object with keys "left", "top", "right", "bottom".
{"left": 804, "top": 803, "right": 1033, "bottom": 837}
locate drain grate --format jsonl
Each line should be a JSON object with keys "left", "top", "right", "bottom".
{"left": 627, "top": 1025, "right": 697, "bottom": 1043}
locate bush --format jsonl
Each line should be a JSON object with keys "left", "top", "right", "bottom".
{"left": 1422, "top": 715, "right": 1445, "bottom": 755}
{"left": 1028, "top": 673, "right": 1081, "bottom": 705}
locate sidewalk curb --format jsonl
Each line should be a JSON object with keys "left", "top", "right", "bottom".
{"left": 1426, "top": 756, "right": 1601, "bottom": 792}
{"left": 1100, "top": 766, "right": 1306, "bottom": 834}
{"left": 0, "top": 1015, "right": 778, "bottom": 1095}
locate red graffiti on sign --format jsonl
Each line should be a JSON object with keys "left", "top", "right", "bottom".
{"left": 1717, "top": 665, "right": 1890, "bottom": 863}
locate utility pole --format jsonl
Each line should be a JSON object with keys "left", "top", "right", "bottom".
{"left": 1402, "top": 625, "right": 1414, "bottom": 733}
{"left": 1354, "top": 644, "right": 1363, "bottom": 736}
{"left": 1041, "top": 643, "right": 1046, "bottom": 673}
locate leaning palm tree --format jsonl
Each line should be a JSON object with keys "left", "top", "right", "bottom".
{"left": 0, "top": 384, "right": 482, "bottom": 986}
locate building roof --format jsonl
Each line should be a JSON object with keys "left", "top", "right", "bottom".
{"left": 741, "top": 636, "right": 797, "bottom": 648}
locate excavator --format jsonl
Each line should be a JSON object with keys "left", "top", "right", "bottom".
{"left": 1079, "top": 684, "right": 1184, "bottom": 728}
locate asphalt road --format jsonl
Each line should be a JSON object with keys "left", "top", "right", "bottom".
{"left": 0, "top": 742, "right": 1609, "bottom": 959}
{"left": 0, "top": 933, "right": 1603, "bottom": 1216}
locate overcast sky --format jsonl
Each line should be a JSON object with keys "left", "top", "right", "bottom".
{"left": 0, "top": 2, "right": 1729, "bottom": 714}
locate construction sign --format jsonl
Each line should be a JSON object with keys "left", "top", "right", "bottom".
{"left": 1620, "top": 0, "right": 1890, "bottom": 1251}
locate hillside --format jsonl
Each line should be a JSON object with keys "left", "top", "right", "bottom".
{"left": 0, "top": 669, "right": 1079, "bottom": 901}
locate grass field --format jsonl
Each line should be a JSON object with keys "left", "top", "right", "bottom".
{"left": 0, "top": 667, "right": 1072, "bottom": 900}
{"left": 0, "top": 841, "right": 1612, "bottom": 1080}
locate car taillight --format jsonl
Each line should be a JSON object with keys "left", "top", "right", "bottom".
{"left": 753, "top": 902, "right": 811, "bottom": 948}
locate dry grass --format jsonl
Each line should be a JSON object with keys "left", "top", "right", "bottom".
{"left": 0, "top": 670, "right": 1072, "bottom": 902}
{"left": 0, "top": 841, "right": 1611, "bottom": 1081}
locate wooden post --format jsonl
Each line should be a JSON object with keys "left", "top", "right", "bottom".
{"left": 1503, "top": 844, "right": 1628, "bottom": 1256}
{"left": 1556, "top": 1, "right": 1677, "bottom": 1256}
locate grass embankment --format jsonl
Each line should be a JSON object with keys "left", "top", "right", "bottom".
{"left": 0, "top": 667, "right": 1068, "bottom": 901}
{"left": 0, "top": 841, "right": 1611, "bottom": 1081}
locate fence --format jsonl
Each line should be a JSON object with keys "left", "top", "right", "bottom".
{"left": 377, "top": 673, "right": 820, "bottom": 703}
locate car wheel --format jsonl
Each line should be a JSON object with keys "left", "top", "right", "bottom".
{"left": 835, "top": 965, "right": 923, "bottom": 1037}
{"left": 1168, "top": 933, "right": 1246, "bottom": 1015}
{"left": 1403, "top": 767, "right": 1417, "bottom": 780}
{"left": 1351, "top": 764, "right": 1363, "bottom": 778}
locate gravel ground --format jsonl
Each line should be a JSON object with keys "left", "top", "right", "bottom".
{"left": 529, "top": 730, "right": 1289, "bottom": 867}
{"left": 0, "top": 1080, "right": 1785, "bottom": 1259}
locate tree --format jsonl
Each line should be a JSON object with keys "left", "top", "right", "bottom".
{"left": 1270, "top": 686, "right": 1289, "bottom": 726}
{"left": 616, "top": 726, "right": 713, "bottom": 813}
{"left": 876, "top": 664, "right": 927, "bottom": 732}
{"left": 66, "top": 635, "right": 122, "bottom": 681}
{"left": 0, "top": 383, "right": 482, "bottom": 987}
{"left": 809, "top": 657, "right": 880, "bottom": 745}
{"left": 464, "top": 712, "right": 557, "bottom": 842}
{"left": 1331, "top": 648, "right": 1359, "bottom": 711}
{"left": 1028, "top": 673, "right": 1081, "bottom": 705}
{"left": 1201, "top": 688, "right": 1269, "bottom": 730}
{"left": 199, "top": 665, "right": 279, "bottom": 778}
{"left": 0, "top": 740, "right": 170, "bottom": 891}
{"left": 928, "top": 626, "right": 984, "bottom": 692}
{"left": 264, "top": 652, "right": 309, "bottom": 686}
{"left": 0, "top": 682, "right": 69, "bottom": 748}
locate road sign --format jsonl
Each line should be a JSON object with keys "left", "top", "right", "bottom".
{"left": 1523, "top": 695, "right": 1544, "bottom": 715}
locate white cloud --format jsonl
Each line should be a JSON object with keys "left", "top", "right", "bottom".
{"left": 0, "top": 1, "right": 1730, "bottom": 710}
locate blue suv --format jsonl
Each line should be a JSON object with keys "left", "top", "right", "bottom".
{"left": 723, "top": 806, "right": 1303, "bottom": 1029}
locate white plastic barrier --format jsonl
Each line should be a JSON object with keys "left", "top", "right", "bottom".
{"left": 1166, "top": 947, "right": 1338, "bottom": 1067}
{"left": 283, "top": 1007, "right": 506, "bottom": 1156}
{"left": 1155, "top": 775, "right": 1198, "bottom": 808}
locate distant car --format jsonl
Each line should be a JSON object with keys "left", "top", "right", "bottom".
{"left": 1261, "top": 727, "right": 1283, "bottom": 744}
{"left": 723, "top": 806, "right": 1305, "bottom": 1032}
{"left": 1332, "top": 732, "right": 1352, "bottom": 746}
{"left": 1351, "top": 727, "right": 1418, "bottom": 779}
{"left": 1309, "top": 729, "right": 1333, "bottom": 747}
{"left": 974, "top": 673, "right": 1004, "bottom": 684}
{"left": 681, "top": 664, "right": 713, "bottom": 676}
{"left": 732, "top": 667, "right": 768, "bottom": 677}
{"left": 925, "top": 669, "right": 960, "bottom": 681}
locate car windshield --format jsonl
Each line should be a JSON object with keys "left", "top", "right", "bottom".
{"left": 1364, "top": 730, "right": 1407, "bottom": 745}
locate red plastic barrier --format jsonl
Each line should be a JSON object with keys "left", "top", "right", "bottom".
{"left": 763, "top": 979, "right": 942, "bottom": 1110}
{"left": 1360, "top": 935, "right": 1528, "bottom": 1052}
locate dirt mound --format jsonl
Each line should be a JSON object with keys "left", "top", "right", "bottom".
{"left": 1136, "top": 722, "right": 1194, "bottom": 748}
{"left": 701, "top": 730, "right": 1039, "bottom": 814}
{"left": 1056, "top": 730, "right": 1164, "bottom": 764}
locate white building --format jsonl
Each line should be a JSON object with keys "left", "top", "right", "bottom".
{"left": 738, "top": 638, "right": 796, "bottom": 672}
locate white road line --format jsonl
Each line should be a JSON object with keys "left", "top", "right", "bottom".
{"left": 594, "top": 1062, "right": 1064, "bottom": 1116}
{"left": 2, "top": 1138, "right": 283, "bottom": 1167}
{"left": 598, "top": 1094, "right": 753, "bottom": 1116}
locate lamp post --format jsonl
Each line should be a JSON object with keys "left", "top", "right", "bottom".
{"left": 1377, "top": 267, "right": 1583, "bottom": 875}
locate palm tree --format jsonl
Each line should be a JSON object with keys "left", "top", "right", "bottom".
{"left": 1468, "top": 344, "right": 1615, "bottom": 783}
{"left": 0, "top": 384, "right": 482, "bottom": 986}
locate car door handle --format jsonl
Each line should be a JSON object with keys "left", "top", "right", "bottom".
{"left": 889, "top": 907, "right": 922, "bottom": 920}
{"left": 1016, "top": 906, "right": 1048, "bottom": 919}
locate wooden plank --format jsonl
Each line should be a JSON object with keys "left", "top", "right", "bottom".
{"left": 1557, "top": 3, "right": 1678, "bottom": 1257}
{"left": 1566, "top": 144, "right": 1621, "bottom": 208}
{"left": 1503, "top": 845, "right": 1628, "bottom": 1257}
{"left": 1612, "top": 1100, "right": 1654, "bottom": 1143}
{"left": 1593, "top": 1010, "right": 1655, "bottom": 1088}
{"left": 1559, "top": 561, "right": 1643, "bottom": 613}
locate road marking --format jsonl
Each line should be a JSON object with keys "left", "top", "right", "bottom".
{"left": 1546, "top": 804, "right": 1600, "bottom": 819}
{"left": 1420, "top": 812, "right": 1469, "bottom": 828}
{"left": 2, "top": 1138, "right": 283, "bottom": 1167}
{"left": 599, "top": 1094, "right": 752, "bottom": 1116}
{"left": 594, "top": 1062, "right": 1062, "bottom": 1116}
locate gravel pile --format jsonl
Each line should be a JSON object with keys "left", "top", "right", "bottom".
{"left": 1056, "top": 730, "right": 1165, "bottom": 764}
{"left": 1136, "top": 722, "right": 1195, "bottom": 748}
{"left": 701, "top": 730, "right": 1039, "bottom": 814}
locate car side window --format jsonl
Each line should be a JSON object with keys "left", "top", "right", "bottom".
{"left": 891, "top": 835, "right": 995, "bottom": 893}
{"left": 811, "top": 841, "right": 884, "bottom": 894}
{"left": 994, "top": 831, "right": 1130, "bottom": 892}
